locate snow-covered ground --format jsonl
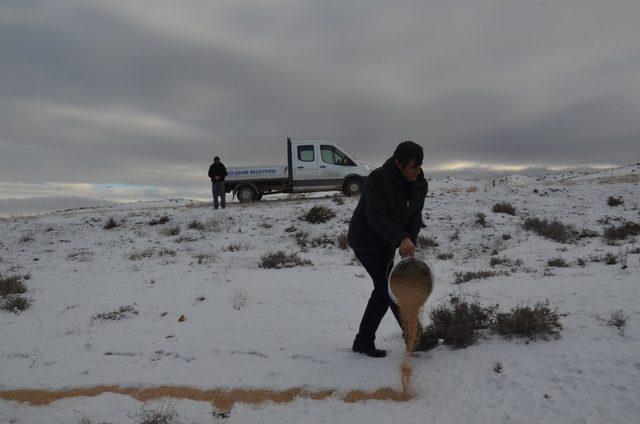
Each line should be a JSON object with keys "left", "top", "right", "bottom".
{"left": 1, "top": 165, "right": 639, "bottom": 423}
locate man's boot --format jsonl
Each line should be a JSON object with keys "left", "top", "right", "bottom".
{"left": 352, "top": 337, "right": 387, "bottom": 358}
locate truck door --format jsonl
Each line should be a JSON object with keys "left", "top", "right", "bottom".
{"left": 318, "top": 144, "right": 357, "bottom": 188}
{"left": 292, "top": 143, "right": 319, "bottom": 191}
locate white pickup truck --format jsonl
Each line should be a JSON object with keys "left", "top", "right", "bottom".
{"left": 225, "top": 138, "right": 375, "bottom": 203}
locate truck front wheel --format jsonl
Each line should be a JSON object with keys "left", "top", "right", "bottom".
{"left": 343, "top": 177, "right": 363, "bottom": 197}
{"left": 237, "top": 185, "right": 258, "bottom": 203}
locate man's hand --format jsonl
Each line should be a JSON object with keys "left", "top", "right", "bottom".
{"left": 399, "top": 237, "right": 415, "bottom": 258}
{"left": 214, "top": 176, "right": 220, "bottom": 181}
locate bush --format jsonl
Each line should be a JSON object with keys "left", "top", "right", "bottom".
{"left": 0, "top": 274, "right": 27, "bottom": 297}
{"left": 502, "top": 233, "right": 511, "bottom": 241}
{"left": 310, "top": 234, "right": 336, "bottom": 248}
{"left": 492, "top": 202, "right": 516, "bottom": 215}
{"left": 128, "top": 248, "right": 156, "bottom": 260}
{"left": 187, "top": 219, "right": 205, "bottom": 230}
{"left": 547, "top": 257, "right": 569, "bottom": 267}
{"left": 454, "top": 269, "right": 507, "bottom": 284}
{"left": 192, "top": 252, "right": 217, "bottom": 264}
{"left": 474, "top": 212, "right": 487, "bottom": 227}
{"left": 437, "top": 252, "right": 454, "bottom": 260}
{"left": 424, "top": 295, "right": 497, "bottom": 348}
{"left": 259, "top": 251, "right": 313, "bottom": 269}
{"left": 607, "top": 196, "right": 623, "bottom": 207}
{"left": 578, "top": 229, "right": 599, "bottom": 239}
{"left": 148, "top": 215, "right": 171, "bottom": 226}
{"left": 92, "top": 305, "right": 138, "bottom": 321}
{"left": 292, "top": 230, "right": 309, "bottom": 248}
{"left": 333, "top": 194, "right": 345, "bottom": 205}
{"left": 523, "top": 217, "right": 576, "bottom": 243}
{"left": 603, "top": 221, "right": 640, "bottom": 241}
{"left": 1, "top": 295, "right": 32, "bottom": 313}
{"left": 134, "top": 404, "right": 179, "bottom": 424}
{"left": 337, "top": 231, "right": 349, "bottom": 250}
{"left": 161, "top": 225, "right": 181, "bottom": 236}
{"left": 304, "top": 205, "right": 336, "bottom": 224}
{"left": 604, "top": 252, "right": 618, "bottom": 265}
{"left": 103, "top": 217, "right": 120, "bottom": 230}
{"left": 491, "top": 301, "right": 562, "bottom": 340}
{"left": 417, "top": 235, "right": 439, "bottom": 249}
{"left": 605, "top": 309, "right": 628, "bottom": 334}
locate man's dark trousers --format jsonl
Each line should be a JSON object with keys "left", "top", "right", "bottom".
{"left": 354, "top": 249, "right": 404, "bottom": 346}
{"left": 212, "top": 181, "right": 226, "bottom": 209}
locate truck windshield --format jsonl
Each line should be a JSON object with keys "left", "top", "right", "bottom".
{"left": 321, "top": 145, "right": 355, "bottom": 166}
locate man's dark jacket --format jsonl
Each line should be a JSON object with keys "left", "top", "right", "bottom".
{"left": 208, "top": 162, "right": 228, "bottom": 182}
{"left": 348, "top": 157, "right": 428, "bottom": 253}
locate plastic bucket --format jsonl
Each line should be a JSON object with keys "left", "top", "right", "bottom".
{"left": 388, "top": 256, "right": 434, "bottom": 306}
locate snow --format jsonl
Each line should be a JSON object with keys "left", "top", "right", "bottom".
{"left": 1, "top": 165, "right": 639, "bottom": 423}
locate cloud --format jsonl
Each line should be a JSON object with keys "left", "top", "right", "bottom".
{"left": 0, "top": 0, "right": 638, "bottom": 203}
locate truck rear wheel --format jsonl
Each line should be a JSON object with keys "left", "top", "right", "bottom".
{"left": 237, "top": 185, "right": 258, "bottom": 203}
{"left": 343, "top": 177, "right": 363, "bottom": 197}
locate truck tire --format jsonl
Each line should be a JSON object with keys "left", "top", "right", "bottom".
{"left": 237, "top": 185, "right": 258, "bottom": 203}
{"left": 343, "top": 177, "right": 363, "bottom": 197}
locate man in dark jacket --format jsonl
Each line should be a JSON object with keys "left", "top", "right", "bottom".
{"left": 208, "top": 156, "right": 227, "bottom": 209}
{"left": 347, "top": 141, "right": 437, "bottom": 357}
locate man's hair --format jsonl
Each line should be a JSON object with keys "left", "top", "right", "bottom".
{"left": 393, "top": 141, "right": 423, "bottom": 167}
{"left": 214, "top": 156, "right": 220, "bottom": 162}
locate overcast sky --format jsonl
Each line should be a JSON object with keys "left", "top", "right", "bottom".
{"left": 1, "top": 0, "right": 639, "bottom": 210}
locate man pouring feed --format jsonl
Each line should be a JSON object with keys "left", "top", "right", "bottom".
{"left": 347, "top": 141, "right": 438, "bottom": 358}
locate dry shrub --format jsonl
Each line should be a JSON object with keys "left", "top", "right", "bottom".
{"left": 333, "top": 193, "right": 345, "bottom": 205}
{"left": 523, "top": 217, "right": 576, "bottom": 243}
{"left": 337, "top": 231, "right": 349, "bottom": 250}
{"left": 603, "top": 309, "right": 629, "bottom": 334}
{"left": 103, "top": 217, "right": 120, "bottom": 230}
{"left": 437, "top": 252, "right": 453, "bottom": 260}
{"left": 0, "top": 274, "right": 27, "bottom": 296}
{"left": 578, "top": 229, "right": 599, "bottom": 239}
{"left": 134, "top": 404, "right": 179, "bottom": 424}
{"left": 92, "top": 305, "right": 138, "bottom": 321}
{"left": 1, "top": 295, "right": 32, "bottom": 313}
{"left": 547, "top": 257, "right": 569, "bottom": 267}
{"left": 259, "top": 251, "right": 313, "bottom": 269}
{"left": 192, "top": 252, "right": 217, "bottom": 264}
{"left": 603, "top": 221, "right": 640, "bottom": 241}
{"left": 604, "top": 252, "right": 618, "bottom": 265}
{"left": 424, "top": 295, "right": 497, "bottom": 348}
{"left": 454, "top": 269, "right": 508, "bottom": 284}
{"left": 417, "top": 235, "right": 439, "bottom": 249}
{"left": 491, "top": 301, "right": 562, "bottom": 340}
{"left": 129, "top": 248, "right": 156, "bottom": 260}
{"left": 187, "top": 219, "right": 205, "bottom": 230}
{"left": 310, "top": 234, "right": 335, "bottom": 248}
{"left": 492, "top": 202, "right": 516, "bottom": 215}
{"left": 148, "top": 215, "right": 171, "bottom": 226}
{"left": 292, "top": 230, "right": 309, "bottom": 248}
{"left": 474, "top": 212, "right": 487, "bottom": 227}
{"left": 160, "top": 225, "right": 181, "bottom": 236}
{"left": 490, "top": 256, "right": 523, "bottom": 268}
{"left": 466, "top": 186, "right": 478, "bottom": 193}
{"left": 304, "top": 205, "right": 336, "bottom": 224}
{"left": 607, "top": 196, "right": 623, "bottom": 207}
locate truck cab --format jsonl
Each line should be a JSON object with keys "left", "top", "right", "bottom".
{"left": 290, "top": 140, "right": 374, "bottom": 194}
